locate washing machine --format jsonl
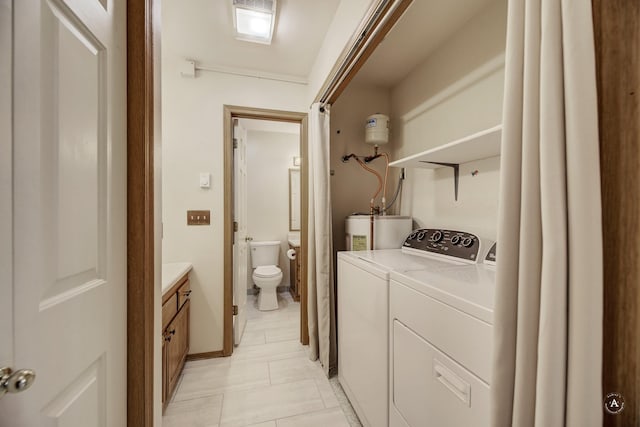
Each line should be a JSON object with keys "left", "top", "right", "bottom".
{"left": 337, "top": 229, "right": 492, "bottom": 427}
{"left": 388, "top": 240, "right": 497, "bottom": 427}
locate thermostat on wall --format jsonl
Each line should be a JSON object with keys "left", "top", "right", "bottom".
{"left": 199, "top": 172, "right": 211, "bottom": 189}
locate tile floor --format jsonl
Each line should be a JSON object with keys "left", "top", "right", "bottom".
{"left": 163, "top": 292, "right": 362, "bottom": 427}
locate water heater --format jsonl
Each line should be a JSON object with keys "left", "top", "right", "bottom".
{"left": 345, "top": 215, "right": 413, "bottom": 251}
{"left": 365, "top": 114, "right": 389, "bottom": 146}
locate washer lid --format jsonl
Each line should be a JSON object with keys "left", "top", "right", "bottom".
{"left": 254, "top": 265, "right": 281, "bottom": 277}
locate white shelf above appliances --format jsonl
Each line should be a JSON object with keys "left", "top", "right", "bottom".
{"left": 388, "top": 125, "right": 502, "bottom": 200}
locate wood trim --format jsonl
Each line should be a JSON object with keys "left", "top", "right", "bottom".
{"left": 313, "top": 0, "right": 413, "bottom": 105}
{"left": 223, "top": 106, "right": 310, "bottom": 352}
{"left": 593, "top": 1, "right": 640, "bottom": 425}
{"left": 186, "top": 350, "right": 225, "bottom": 361}
{"left": 126, "top": 0, "right": 155, "bottom": 425}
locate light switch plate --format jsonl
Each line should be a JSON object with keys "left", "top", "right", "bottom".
{"left": 199, "top": 172, "right": 211, "bottom": 188}
{"left": 187, "top": 210, "right": 210, "bottom": 225}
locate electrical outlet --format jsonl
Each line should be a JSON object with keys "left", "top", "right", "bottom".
{"left": 187, "top": 210, "right": 210, "bottom": 225}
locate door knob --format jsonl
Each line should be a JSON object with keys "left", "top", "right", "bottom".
{"left": 0, "top": 367, "right": 36, "bottom": 398}
{"left": 245, "top": 236, "right": 253, "bottom": 242}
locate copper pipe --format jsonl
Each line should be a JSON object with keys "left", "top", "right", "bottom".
{"left": 355, "top": 157, "right": 383, "bottom": 202}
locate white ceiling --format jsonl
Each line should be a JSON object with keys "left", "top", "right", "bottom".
{"left": 164, "top": 0, "right": 500, "bottom": 88}
{"left": 354, "top": 0, "right": 498, "bottom": 88}
{"left": 162, "top": 0, "right": 341, "bottom": 80}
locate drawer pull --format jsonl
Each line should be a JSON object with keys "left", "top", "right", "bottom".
{"left": 180, "top": 290, "right": 192, "bottom": 297}
{"left": 433, "top": 360, "right": 471, "bottom": 407}
{"left": 164, "top": 334, "right": 172, "bottom": 342}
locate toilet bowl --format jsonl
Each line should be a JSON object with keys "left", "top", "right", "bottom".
{"left": 252, "top": 265, "right": 283, "bottom": 311}
{"left": 250, "top": 241, "right": 283, "bottom": 311}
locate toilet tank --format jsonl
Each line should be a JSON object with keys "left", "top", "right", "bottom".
{"left": 250, "top": 241, "right": 281, "bottom": 268}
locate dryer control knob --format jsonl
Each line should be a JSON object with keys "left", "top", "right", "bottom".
{"left": 430, "top": 231, "right": 443, "bottom": 243}
{"left": 451, "top": 235, "right": 461, "bottom": 245}
{"left": 462, "top": 237, "right": 474, "bottom": 247}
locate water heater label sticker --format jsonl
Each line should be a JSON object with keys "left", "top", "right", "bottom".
{"left": 352, "top": 235, "right": 368, "bottom": 251}
{"left": 366, "top": 118, "right": 377, "bottom": 128}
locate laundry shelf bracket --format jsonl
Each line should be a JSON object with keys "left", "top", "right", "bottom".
{"left": 421, "top": 161, "right": 460, "bottom": 201}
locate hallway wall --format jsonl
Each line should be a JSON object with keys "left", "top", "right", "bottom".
{"left": 161, "top": 58, "right": 307, "bottom": 354}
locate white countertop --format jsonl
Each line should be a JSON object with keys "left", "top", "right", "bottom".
{"left": 287, "top": 232, "right": 300, "bottom": 248}
{"left": 288, "top": 239, "right": 300, "bottom": 247}
{"left": 162, "top": 262, "right": 193, "bottom": 295}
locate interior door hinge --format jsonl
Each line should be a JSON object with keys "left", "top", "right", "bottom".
{"left": 233, "top": 221, "right": 238, "bottom": 232}
{"left": 232, "top": 305, "right": 238, "bottom": 315}
{"left": 233, "top": 138, "right": 238, "bottom": 149}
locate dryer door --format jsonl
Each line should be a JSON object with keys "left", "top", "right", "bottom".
{"left": 391, "top": 320, "right": 490, "bottom": 427}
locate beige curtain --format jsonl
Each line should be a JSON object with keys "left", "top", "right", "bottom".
{"left": 490, "top": 0, "right": 603, "bottom": 426}
{"left": 307, "top": 103, "right": 337, "bottom": 376}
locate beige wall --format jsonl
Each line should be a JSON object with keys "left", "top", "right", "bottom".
{"left": 161, "top": 54, "right": 308, "bottom": 353}
{"left": 391, "top": 0, "right": 507, "bottom": 240}
{"left": 161, "top": 0, "right": 396, "bottom": 354}
{"left": 246, "top": 130, "right": 300, "bottom": 289}
{"left": 330, "top": 83, "right": 393, "bottom": 253}
{"left": 307, "top": 0, "right": 376, "bottom": 103}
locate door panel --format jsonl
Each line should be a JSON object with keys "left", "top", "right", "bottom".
{"left": 233, "top": 121, "right": 248, "bottom": 345}
{"left": 0, "top": 0, "right": 12, "bottom": 370}
{"left": 2, "top": 0, "right": 127, "bottom": 425}
{"left": 42, "top": 0, "right": 106, "bottom": 307}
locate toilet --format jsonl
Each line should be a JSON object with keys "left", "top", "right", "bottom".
{"left": 250, "top": 241, "right": 283, "bottom": 311}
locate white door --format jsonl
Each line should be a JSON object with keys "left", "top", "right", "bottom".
{"left": 0, "top": 0, "right": 13, "bottom": 378}
{"left": 233, "top": 120, "right": 249, "bottom": 345}
{"left": 0, "top": 0, "right": 127, "bottom": 426}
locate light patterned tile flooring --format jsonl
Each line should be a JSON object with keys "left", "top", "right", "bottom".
{"left": 163, "top": 293, "right": 362, "bottom": 427}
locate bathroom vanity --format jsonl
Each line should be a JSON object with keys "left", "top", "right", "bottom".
{"left": 161, "top": 262, "right": 193, "bottom": 411}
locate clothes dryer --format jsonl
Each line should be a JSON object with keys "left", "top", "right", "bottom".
{"left": 337, "top": 229, "right": 491, "bottom": 427}
{"left": 388, "top": 242, "right": 497, "bottom": 427}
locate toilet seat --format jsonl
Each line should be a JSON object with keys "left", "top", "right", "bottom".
{"left": 253, "top": 265, "right": 281, "bottom": 278}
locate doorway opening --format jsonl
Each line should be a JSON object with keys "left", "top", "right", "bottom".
{"left": 223, "top": 106, "right": 309, "bottom": 356}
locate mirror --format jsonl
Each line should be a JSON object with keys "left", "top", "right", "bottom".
{"left": 289, "top": 168, "right": 300, "bottom": 231}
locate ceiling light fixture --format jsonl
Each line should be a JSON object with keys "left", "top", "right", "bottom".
{"left": 233, "top": 0, "right": 277, "bottom": 45}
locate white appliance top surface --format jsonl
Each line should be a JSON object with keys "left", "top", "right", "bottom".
{"left": 390, "top": 266, "right": 496, "bottom": 324}
{"left": 338, "top": 249, "right": 466, "bottom": 274}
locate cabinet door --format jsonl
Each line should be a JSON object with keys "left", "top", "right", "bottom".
{"left": 167, "top": 300, "right": 189, "bottom": 397}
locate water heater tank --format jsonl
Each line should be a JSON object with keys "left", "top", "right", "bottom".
{"left": 365, "top": 114, "right": 389, "bottom": 145}
{"left": 345, "top": 215, "right": 412, "bottom": 250}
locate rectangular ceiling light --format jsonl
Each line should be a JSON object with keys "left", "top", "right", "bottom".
{"left": 233, "top": 0, "right": 277, "bottom": 45}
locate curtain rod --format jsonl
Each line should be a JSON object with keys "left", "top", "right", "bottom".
{"left": 317, "top": 0, "right": 402, "bottom": 108}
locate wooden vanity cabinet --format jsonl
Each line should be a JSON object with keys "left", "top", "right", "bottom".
{"left": 289, "top": 243, "right": 301, "bottom": 301}
{"left": 162, "top": 273, "right": 191, "bottom": 411}
{"left": 165, "top": 300, "right": 189, "bottom": 400}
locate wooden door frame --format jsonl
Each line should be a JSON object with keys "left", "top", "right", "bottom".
{"left": 223, "top": 106, "right": 310, "bottom": 355}
{"left": 593, "top": 0, "right": 640, "bottom": 425}
{"left": 127, "top": 0, "right": 156, "bottom": 426}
